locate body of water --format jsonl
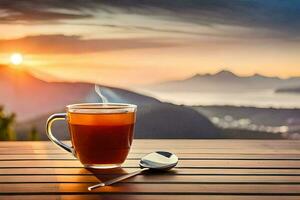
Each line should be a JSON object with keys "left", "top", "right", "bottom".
{"left": 140, "top": 89, "right": 300, "bottom": 108}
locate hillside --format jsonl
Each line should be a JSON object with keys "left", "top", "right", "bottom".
{"left": 16, "top": 86, "right": 220, "bottom": 140}
{"left": 0, "top": 65, "right": 92, "bottom": 121}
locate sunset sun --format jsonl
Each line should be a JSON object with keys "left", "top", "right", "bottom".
{"left": 10, "top": 53, "right": 23, "bottom": 66}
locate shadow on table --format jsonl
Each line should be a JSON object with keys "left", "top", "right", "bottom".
{"left": 85, "top": 167, "right": 128, "bottom": 183}
{"left": 82, "top": 167, "right": 177, "bottom": 183}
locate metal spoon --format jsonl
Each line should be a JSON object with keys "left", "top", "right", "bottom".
{"left": 88, "top": 151, "right": 178, "bottom": 191}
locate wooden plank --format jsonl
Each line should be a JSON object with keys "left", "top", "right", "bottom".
{"left": 1, "top": 140, "right": 299, "bottom": 148}
{"left": 1, "top": 154, "right": 300, "bottom": 160}
{"left": 0, "top": 160, "right": 299, "bottom": 168}
{"left": 1, "top": 183, "right": 300, "bottom": 194}
{"left": 1, "top": 168, "right": 300, "bottom": 175}
{"left": 1, "top": 148, "right": 299, "bottom": 154}
{"left": 0, "top": 140, "right": 299, "bottom": 155}
{"left": 1, "top": 195, "right": 300, "bottom": 200}
{"left": 1, "top": 175, "right": 300, "bottom": 183}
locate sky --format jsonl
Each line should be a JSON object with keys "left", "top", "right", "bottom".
{"left": 0, "top": 0, "right": 300, "bottom": 87}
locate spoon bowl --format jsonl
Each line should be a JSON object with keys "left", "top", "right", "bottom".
{"left": 139, "top": 151, "right": 178, "bottom": 170}
{"left": 88, "top": 151, "right": 178, "bottom": 191}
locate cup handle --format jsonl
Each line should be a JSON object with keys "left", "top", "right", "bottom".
{"left": 46, "top": 113, "right": 74, "bottom": 155}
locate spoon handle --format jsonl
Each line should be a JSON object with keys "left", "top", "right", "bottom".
{"left": 88, "top": 168, "right": 148, "bottom": 191}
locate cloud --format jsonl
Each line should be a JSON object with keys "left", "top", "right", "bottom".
{"left": 0, "top": 0, "right": 95, "bottom": 23}
{"left": 99, "top": 0, "right": 300, "bottom": 38}
{"left": 0, "top": 1, "right": 299, "bottom": 38}
{"left": 0, "top": 34, "right": 175, "bottom": 54}
{"left": 0, "top": 10, "right": 92, "bottom": 23}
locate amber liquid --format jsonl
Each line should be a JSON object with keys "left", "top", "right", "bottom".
{"left": 68, "top": 112, "right": 135, "bottom": 167}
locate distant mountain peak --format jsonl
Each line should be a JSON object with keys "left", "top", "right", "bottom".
{"left": 253, "top": 73, "right": 263, "bottom": 77}
{"left": 189, "top": 73, "right": 209, "bottom": 79}
{"left": 189, "top": 70, "right": 283, "bottom": 81}
{"left": 189, "top": 70, "right": 238, "bottom": 80}
{"left": 248, "top": 73, "right": 283, "bottom": 81}
{"left": 188, "top": 69, "right": 237, "bottom": 80}
{"left": 252, "top": 73, "right": 269, "bottom": 78}
{"left": 214, "top": 70, "right": 237, "bottom": 78}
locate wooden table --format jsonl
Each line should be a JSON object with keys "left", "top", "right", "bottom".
{"left": 0, "top": 140, "right": 300, "bottom": 200}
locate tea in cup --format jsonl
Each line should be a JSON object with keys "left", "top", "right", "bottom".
{"left": 46, "top": 103, "right": 136, "bottom": 169}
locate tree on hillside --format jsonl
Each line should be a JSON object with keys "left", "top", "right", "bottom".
{"left": 28, "top": 126, "right": 39, "bottom": 141}
{"left": 0, "top": 106, "right": 16, "bottom": 141}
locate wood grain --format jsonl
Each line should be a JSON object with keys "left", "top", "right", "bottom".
{"left": 0, "top": 159, "right": 299, "bottom": 168}
{"left": 1, "top": 175, "right": 300, "bottom": 183}
{"left": 1, "top": 168, "right": 300, "bottom": 175}
{"left": 1, "top": 183, "right": 300, "bottom": 194}
{"left": 1, "top": 195, "right": 300, "bottom": 200}
{"left": 0, "top": 140, "right": 299, "bottom": 200}
{"left": 1, "top": 153, "right": 300, "bottom": 160}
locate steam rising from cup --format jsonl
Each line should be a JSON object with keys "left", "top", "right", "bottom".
{"left": 95, "top": 85, "right": 108, "bottom": 104}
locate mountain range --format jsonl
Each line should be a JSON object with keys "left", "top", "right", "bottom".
{"left": 0, "top": 65, "right": 219, "bottom": 139}
{"left": 149, "top": 70, "right": 300, "bottom": 92}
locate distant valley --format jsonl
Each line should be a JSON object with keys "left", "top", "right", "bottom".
{"left": 276, "top": 87, "right": 300, "bottom": 94}
{"left": 195, "top": 105, "right": 300, "bottom": 140}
